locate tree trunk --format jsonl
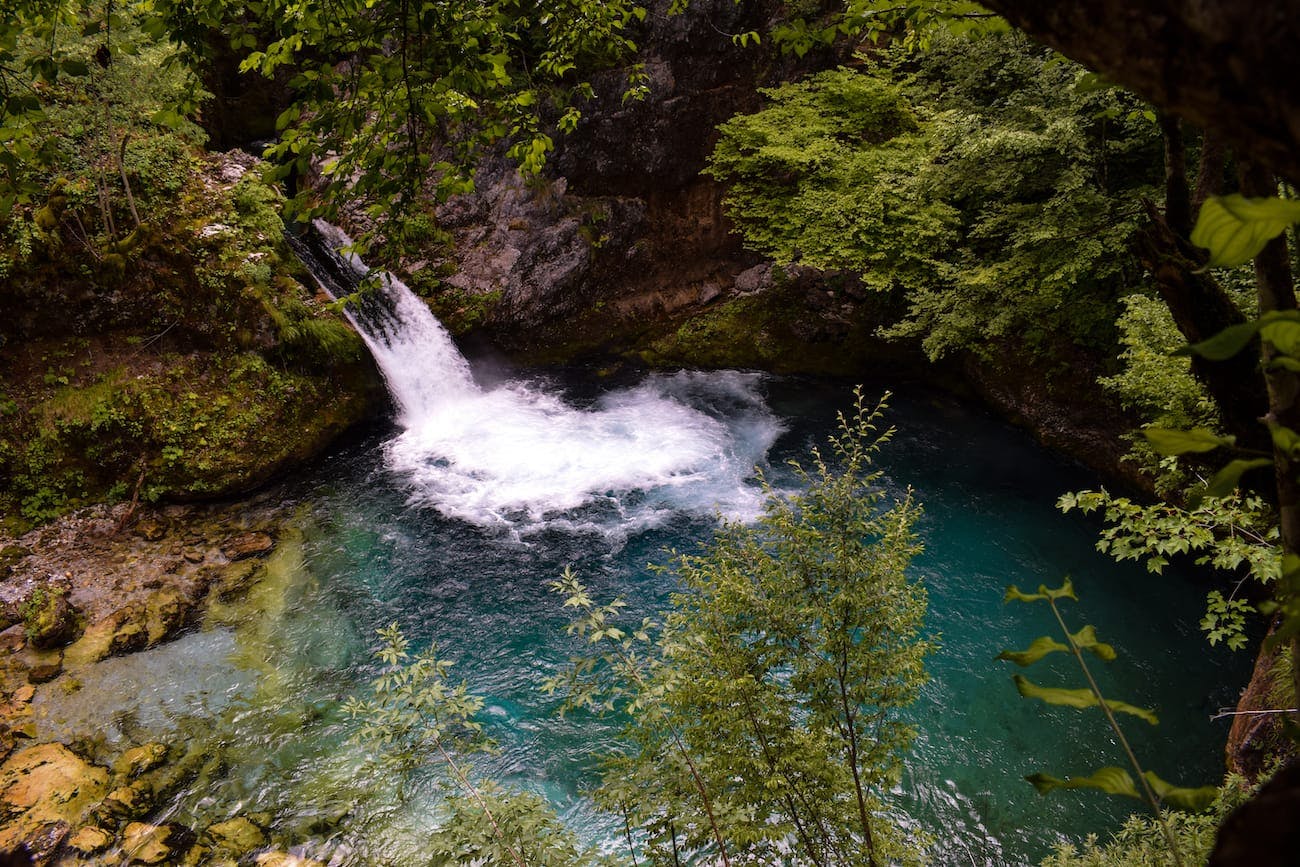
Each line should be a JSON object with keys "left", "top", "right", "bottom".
{"left": 1134, "top": 203, "right": 1270, "bottom": 453}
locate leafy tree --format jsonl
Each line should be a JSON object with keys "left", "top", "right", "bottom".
{"left": 343, "top": 622, "right": 609, "bottom": 867}
{"left": 707, "top": 32, "right": 1162, "bottom": 362}
{"left": 547, "top": 389, "right": 933, "bottom": 866}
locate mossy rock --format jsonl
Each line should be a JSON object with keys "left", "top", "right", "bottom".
{"left": 20, "top": 585, "right": 80, "bottom": 650}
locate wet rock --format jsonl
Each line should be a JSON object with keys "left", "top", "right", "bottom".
{"left": 21, "top": 586, "right": 80, "bottom": 650}
{"left": 104, "top": 780, "right": 155, "bottom": 818}
{"left": 121, "top": 822, "right": 195, "bottom": 865}
{"left": 221, "top": 532, "right": 274, "bottom": 561}
{"left": 214, "top": 560, "right": 262, "bottom": 602}
{"left": 145, "top": 591, "right": 194, "bottom": 645}
{"left": 0, "top": 626, "right": 26, "bottom": 654}
{"left": 206, "top": 816, "right": 267, "bottom": 854}
{"left": 10, "top": 684, "right": 35, "bottom": 706}
{"left": 0, "top": 743, "right": 109, "bottom": 854}
{"left": 132, "top": 517, "right": 169, "bottom": 542}
{"left": 114, "top": 743, "right": 168, "bottom": 779}
{"left": 107, "top": 619, "right": 148, "bottom": 657}
{"left": 255, "top": 852, "right": 325, "bottom": 867}
{"left": 65, "top": 603, "right": 150, "bottom": 666}
{"left": 12, "top": 819, "right": 68, "bottom": 866}
{"left": 66, "top": 824, "right": 112, "bottom": 855}
{"left": 26, "top": 659, "right": 61, "bottom": 685}
{"left": 183, "top": 549, "right": 205, "bottom": 564}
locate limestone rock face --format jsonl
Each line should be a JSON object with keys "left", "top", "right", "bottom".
{"left": 0, "top": 742, "right": 109, "bottom": 858}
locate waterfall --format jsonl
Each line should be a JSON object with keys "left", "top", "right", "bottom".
{"left": 291, "top": 221, "right": 784, "bottom": 541}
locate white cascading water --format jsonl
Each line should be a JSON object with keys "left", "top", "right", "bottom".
{"left": 307, "top": 220, "right": 783, "bottom": 540}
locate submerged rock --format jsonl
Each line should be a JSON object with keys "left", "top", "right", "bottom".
{"left": 120, "top": 821, "right": 195, "bottom": 865}
{"left": 114, "top": 743, "right": 168, "bottom": 779}
{"left": 206, "top": 816, "right": 267, "bottom": 854}
{"left": 221, "top": 532, "right": 275, "bottom": 561}
{"left": 255, "top": 851, "right": 325, "bottom": 867}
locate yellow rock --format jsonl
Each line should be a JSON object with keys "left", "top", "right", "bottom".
{"left": 0, "top": 743, "right": 109, "bottom": 852}
{"left": 207, "top": 815, "right": 267, "bottom": 853}
{"left": 121, "top": 822, "right": 191, "bottom": 865}
{"left": 114, "top": 742, "right": 169, "bottom": 778}
{"left": 255, "top": 851, "right": 326, "bottom": 867}
{"left": 66, "top": 824, "right": 112, "bottom": 854}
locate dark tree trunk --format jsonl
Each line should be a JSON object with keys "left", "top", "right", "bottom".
{"left": 1134, "top": 202, "right": 1270, "bottom": 452}
{"left": 976, "top": 1, "right": 1300, "bottom": 185}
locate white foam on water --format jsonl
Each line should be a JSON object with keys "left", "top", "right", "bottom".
{"left": 310, "top": 222, "right": 783, "bottom": 540}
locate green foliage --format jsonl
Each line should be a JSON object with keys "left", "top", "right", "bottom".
{"left": 1, "top": 1, "right": 205, "bottom": 261}
{"left": 1100, "top": 294, "right": 1220, "bottom": 433}
{"left": 706, "top": 68, "right": 958, "bottom": 294}
{"left": 344, "top": 624, "right": 608, "bottom": 866}
{"left": 429, "top": 785, "right": 612, "bottom": 867}
{"left": 547, "top": 389, "right": 933, "bottom": 866}
{"left": 708, "top": 32, "right": 1161, "bottom": 362}
{"left": 240, "top": 0, "right": 647, "bottom": 233}
{"left": 1191, "top": 194, "right": 1300, "bottom": 268}
{"left": 1040, "top": 775, "right": 1257, "bottom": 867}
{"left": 1058, "top": 489, "right": 1279, "bottom": 649}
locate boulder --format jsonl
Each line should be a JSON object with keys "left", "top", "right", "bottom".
{"left": 21, "top": 587, "right": 79, "bottom": 650}
{"left": 65, "top": 604, "right": 147, "bottom": 666}
{"left": 26, "top": 659, "right": 61, "bottom": 685}
{"left": 221, "top": 532, "right": 274, "bottom": 561}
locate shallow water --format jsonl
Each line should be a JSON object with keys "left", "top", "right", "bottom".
{"left": 31, "top": 368, "right": 1248, "bottom": 866}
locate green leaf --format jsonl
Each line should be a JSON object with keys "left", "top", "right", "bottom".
{"left": 1012, "top": 675, "right": 1158, "bottom": 724}
{"left": 1262, "top": 319, "right": 1300, "bottom": 357}
{"left": 1143, "top": 426, "right": 1234, "bottom": 456}
{"left": 1026, "top": 766, "right": 1139, "bottom": 800}
{"left": 1174, "top": 320, "right": 1261, "bottom": 360}
{"left": 1191, "top": 194, "right": 1300, "bottom": 267}
{"left": 1004, "top": 578, "right": 1075, "bottom": 604}
{"left": 1070, "top": 624, "right": 1116, "bottom": 662}
{"left": 1144, "top": 771, "right": 1217, "bottom": 812}
{"left": 996, "top": 635, "right": 1068, "bottom": 666}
